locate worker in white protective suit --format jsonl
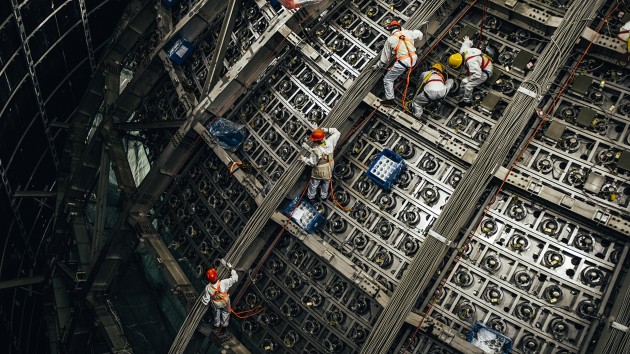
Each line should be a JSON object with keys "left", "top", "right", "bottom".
{"left": 300, "top": 127, "right": 341, "bottom": 200}
{"left": 202, "top": 259, "right": 238, "bottom": 328}
{"left": 411, "top": 63, "right": 454, "bottom": 119}
{"left": 448, "top": 36, "right": 493, "bottom": 106}
{"left": 617, "top": 20, "right": 630, "bottom": 51}
{"left": 373, "top": 20, "right": 424, "bottom": 106}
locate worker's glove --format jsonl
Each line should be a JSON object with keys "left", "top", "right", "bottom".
{"left": 462, "top": 36, "right": 473, "bottom": 46}
{"left": 227, "top": 262, "right": 233, "bottom": 269}
{"left": 418, "top": 20, "right": 428, "bottom": 27}
{"left": 461, "top": 78, "right": 469, "bottom": 85}
{"left": 220, "top": 258, "right": 234, "bottom": 269}
{"left": 372, "top": 62, "right": 386, "bottom": 70}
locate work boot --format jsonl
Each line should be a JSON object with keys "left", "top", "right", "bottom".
{"left": 457, "top": 100, "right": 472, "bottom": 108}
{"left": 380, "top": 99, "right": 396, "bottom": 107}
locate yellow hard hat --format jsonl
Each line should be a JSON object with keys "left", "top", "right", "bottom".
{"left": 448, "top": 53, "right": 463, "bottom": 68}
{"left": 431, "top": 63, "right": 444, "bottom": 72}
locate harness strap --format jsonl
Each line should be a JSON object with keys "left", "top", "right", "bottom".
{"left": 420, "top": 71, "right": 446, "bottom": 92}
{"left": 465, "top": 54, "right": 491, "bottom": 70}
{"left": 465, "top": 54, "right": 491, "bottom": 77}
{"left": 210, "top": 281, "right": 229, "bottom": 302}
{"left": 393, "top": 32, "right": 416, "bottom": 62}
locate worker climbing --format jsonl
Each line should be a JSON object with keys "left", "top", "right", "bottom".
{"left": 300, "top": 127, "right": 341, "bottom": 200}
{"left": 373, "top": 20, "right": 424, "bottom": 107}
{"left": 448, "top": 36, "right": 494, "bottom": 107}
{"left": 617, "top": 20, "right": 630, "bottom": 51}
{"left": 202, "top": 259, "right": 239, "bottom": 329}
{"left": 411, "top": 63, "right": 454, "bottom": 119}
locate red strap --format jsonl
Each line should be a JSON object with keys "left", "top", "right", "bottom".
{"left": 466, "top": 54, "right": 490, "bottom": 70}
{"left": 393, "top": 33, "right": 415, "bottom": 61}
{"left": 210, "top": 280, "right": 230, "bottom": 299}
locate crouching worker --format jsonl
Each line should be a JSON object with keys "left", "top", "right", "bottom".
{"left": 202, "top": 259, "right": 238, "bottom": 328}
{"left": 300, "top": 127, "right": 341, "bottom": 200}
{"left": 412, "top": 63, "right": 454, "bottom": 119}
{"left": 448, "top": 36, "right": 493, "bottom": 106}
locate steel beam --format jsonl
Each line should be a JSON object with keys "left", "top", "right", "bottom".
{"left": 91, "top": 144, "right": 110, "bottom": 265}
{"left": 114, "top": 120, "right": 184, "bottom": 130}
{"left": 0, "top": 275, "right": 44, "bottom": 290}
{"left": 92, "top": 300, "right": 133, "bottom": 353}
{"left": 13, "top": 190, "right": 57, "bottom": 198}
{"left": 202, "top": 0, "right": 242, "bottom": 96}
{"left": 77, "top": 0, "right": 96, "bottom": 71}
{"left": 10, "top": 0, "right": 60, "bottom": 169}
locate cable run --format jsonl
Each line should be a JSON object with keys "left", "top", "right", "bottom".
{"left": 403, "top": 2, "right": 625, "bottom": 351}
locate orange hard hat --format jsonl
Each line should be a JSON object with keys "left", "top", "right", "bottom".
{"left": 386, "top": 20, "right": 401, "bottom": 31}
{"left": 309, "top": 129, "right": 326, "bottom": 142}
{"left": 206, "top": 268, "right": 218, "bottom": 282}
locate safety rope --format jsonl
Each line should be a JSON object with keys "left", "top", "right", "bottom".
{"left": 399, "top": 36, "right": 416, "bottom": 112}
{"left": 402, "top": 2, "right": 624, "bottom": 351}
{"left": 229, "top": 161, "right": 254, "bottom": 175}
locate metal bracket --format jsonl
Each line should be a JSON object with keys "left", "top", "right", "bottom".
{"left": 517, "top": 85, "right": 539, "bottom": 100}
{"left": 611, "top": 321, "right": 629, "bottom": 332}
{"left": 427, "top": 229, "right": 452, "bottom": 247}
{"left": 594, "top": 210, "right": 611, "bottom": 224}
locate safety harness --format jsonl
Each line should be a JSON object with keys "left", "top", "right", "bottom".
{"left": 209, "top": 280, "right": 264, "bottom": 322}
{"left": 392, "top": 30, "right": 418, "bottom": 112}
{"left": 465, "top": 53, "right": 492, "bottom": 78}
{"left": 421, "top": 71, "right": 446, "bottom": 101}
{"left": 209, "top": 281, "right": 229, "bottom": 308}
{"left": 393, "top": 32, "right": 416, "bottom": 67}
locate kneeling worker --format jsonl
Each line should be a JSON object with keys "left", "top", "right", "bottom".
{"left": 448, "top": 36, "right": 493, "bottom": 106}
{"left": 202, "top": 260, "right": 238, "bottom": 328}
{"left": 412, "top": 63, "right": 454, "bottom": 119}
{"left": 300, "top": 127, "right": 341, "bottom": 200}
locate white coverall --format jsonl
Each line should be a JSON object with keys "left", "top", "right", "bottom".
{"left": 300, "top": 128, "right": 341, "bottom": 200}
{"left": 377, "top": 28, "right": 424, "bottom": 100}
{"left": 617, "top": 21, "right": 630, "bottom": 50}
{"left": 412, "top": 70, "right": 454, "bottom": 118}
{"left": 460, "top": 38, "right": 493, "bottom": 103}
{"left": 202, "top": 269, "right": 238, "bottom": 327}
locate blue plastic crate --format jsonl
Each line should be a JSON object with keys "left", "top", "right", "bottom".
{"left": 284, "top": 197, "right": 325, "bottom": 234}
{"left": 165, "top": 35, "right": 194, "bottom": 64}
{"left": 466, "top": 322, "right": 512, "bottom": 354}
{"left": 365, "top": 149, "right": 405, "bottom": 191}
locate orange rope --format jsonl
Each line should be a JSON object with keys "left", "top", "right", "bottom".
{"left": 402, "top": 3, "right": 624, "bottom": 351}
{"left": 229, "top": 161, "right": 242, "bottom": 175}
{"left": 228, "top": 304, "right": 265, "bottom": 319}
{"left": 328, "top": 178, "right": 353, "bottom": 211}
{"left": 400, "top": 37, "right": 417, "bottom": 111}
